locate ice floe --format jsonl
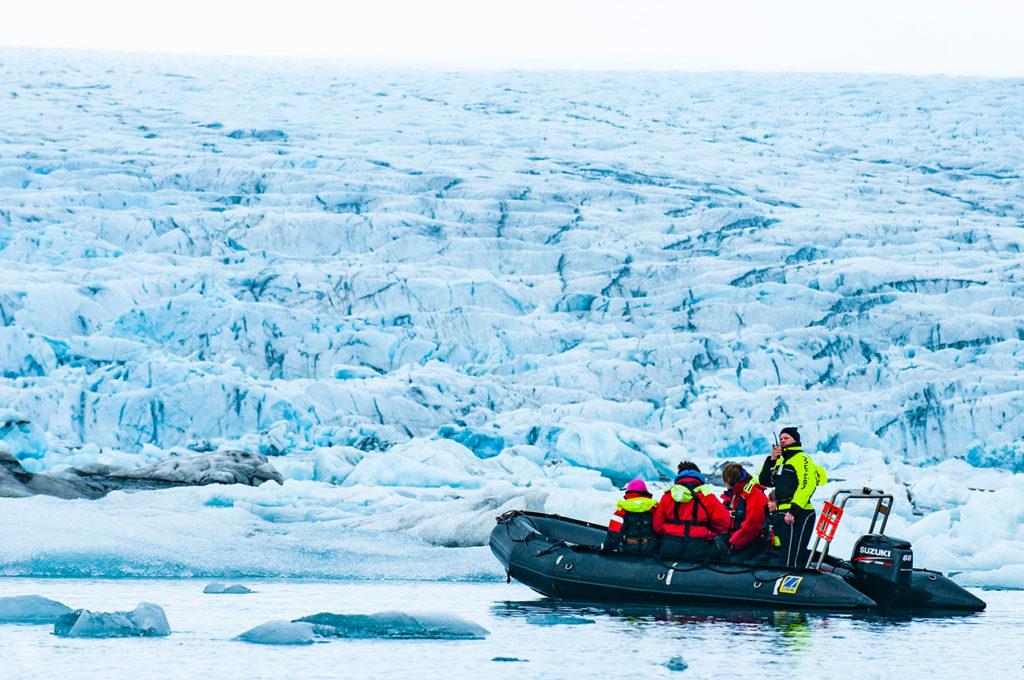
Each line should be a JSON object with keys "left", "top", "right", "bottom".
{"left": 0, "top": 595, "right": 72, "bottom": 624}
{"left": 294, "top": 611, "right": 489, "bottom": 639}
{"left": 236, "top": 621, "right": 315, "bottom": 645}
{"left": 237, "top": 611, "right": 489, "bottom": 644}
{"left": 54, "top": 602, "right": 171, "bottom": 638}
{"left": 203, "top": 583, "right": 253, "bottom": 594}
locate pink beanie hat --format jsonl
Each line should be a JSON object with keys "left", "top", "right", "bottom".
{"left": 625, "top": 479, "right": 649, "bottom": 493}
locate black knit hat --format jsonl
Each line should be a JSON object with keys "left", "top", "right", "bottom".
{"left": 779, "top": 427, "right": 801, "bottom": 444}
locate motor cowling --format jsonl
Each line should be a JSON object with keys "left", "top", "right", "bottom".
{"left": 851, "top": 535, "right": 913, "bottom": 600}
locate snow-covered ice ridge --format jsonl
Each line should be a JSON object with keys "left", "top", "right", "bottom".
{"left": 1, "top": 49, "right": 1022, "bottom": 585}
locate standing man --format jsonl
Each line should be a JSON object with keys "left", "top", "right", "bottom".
{"left": 758, "top": 427, "right": 827, "bottom": 568}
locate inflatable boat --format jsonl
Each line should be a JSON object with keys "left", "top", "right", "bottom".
{"left": 490, "top": 489, "right": 985, "bottom": 612}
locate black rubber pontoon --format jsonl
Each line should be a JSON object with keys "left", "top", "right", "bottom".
{"left": 490, "top": 497, "right": 985, "bottom": 612}
{"left": 491, "top": 510, "right": 875, "bottom": 609}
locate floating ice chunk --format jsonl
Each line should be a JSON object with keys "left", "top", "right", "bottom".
{"left": 523, "top": 613, "right": 595, "bottom": 626}
{"left": 294, "top": 611, "right": 489, "bottom": 639}
{"left": 236, "top": 621, "right": 316, "bottom": 645}
{"left": 203, "top": 582, "right": 253, "bottom": 594}
{"left": 0, "top": 595, "right": 72, "bottom": 623}
{"left": 54, "top": 602, "right": 171, "bottom": 638}
{"left": 665, "top": 656, "right": 689, "bottom": 671}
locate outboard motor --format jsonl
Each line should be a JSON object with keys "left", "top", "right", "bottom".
{"left": 851, "top": 534, "right": 913, "bottom": 606}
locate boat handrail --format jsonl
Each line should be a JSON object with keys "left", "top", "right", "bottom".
{"left": 807, "top": 487, "right": 894, "bottom": 570}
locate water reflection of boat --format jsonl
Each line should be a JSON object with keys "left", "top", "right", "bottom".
{"left": 492, "top": 597, "right": 980, "bottom": 632}
{"left": 490, "top": 499, "right": 985, "bottom": 613}
{"left": 494, "top": 598, "right": 798, "bottom": 626}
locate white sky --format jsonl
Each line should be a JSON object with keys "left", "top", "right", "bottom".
{"left": 3, "top": 0, "right": 1023, "bottom": 75}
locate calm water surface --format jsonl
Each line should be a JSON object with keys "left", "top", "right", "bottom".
{"left": 0, "top": 578, "right": 1017, "bottom": 679}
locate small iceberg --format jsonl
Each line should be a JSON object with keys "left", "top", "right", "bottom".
{"left": 203, "top": 583, "right": 253, "bottom": 594}
{"left": 54, "top": 602, "right": 171, "bottom": 638}
{"left": 0, "top": 595, "right": 73, "bottom": 624}
{"left": 236, "top": 621, "right": 316, "bottom": 645}
{"left": 238, "top": 611, "right": 487, "bottom": 644}
{"left": 294, "top": 611, "right": 489, "bottom": 640}
{"left": 665, "top": 656, "right": 689, "bottom": 672}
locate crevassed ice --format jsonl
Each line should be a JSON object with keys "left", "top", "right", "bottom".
{"left": 0, "top": 49, "right": 1022, "bottom": 586}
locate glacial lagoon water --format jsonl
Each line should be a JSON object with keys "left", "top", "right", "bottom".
{"left": 0, "top": 578, "right": 1019, "bottom": 679}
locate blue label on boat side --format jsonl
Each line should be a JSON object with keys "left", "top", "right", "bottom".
{"left": 775, "top": 575, "right": 803, "bottom": 595}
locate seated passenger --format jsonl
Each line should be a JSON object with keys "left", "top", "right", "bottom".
{"left": 653, "top": 462, "right": 731, "bottom": 561}
{"left": 721, "top": 462, "right": 770, "bottom": 562}
{"left": 602, "top": 479, "right": 659, "bottom": 556}
{"left": 763, "top": 490, "right": 783, "bottom": 558}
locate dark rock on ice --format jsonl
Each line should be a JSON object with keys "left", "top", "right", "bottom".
{"left": 1, "top": 449, "right": 282, "bottom": 500}
{"left": 97, "top": 450, "right": 284, "bottom": 487}
{"left": 1, "top": 451, "right": 87, "bottom": 499}
{"left": 0, "top": 595, "right": 73, "bottom": 623}
{"left": 54, "top": 602, "right": 170, "bottom": 638}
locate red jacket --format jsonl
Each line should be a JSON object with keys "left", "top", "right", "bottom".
{"left": 722, "top": 477, "right": 769, "bottom": 550}
{"left": 653, "top": 477, "right": 731, "bottom": 539}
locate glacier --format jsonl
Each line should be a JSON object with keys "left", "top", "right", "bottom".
{"left": 0, "top": 48, "right": 1022, "bottom": 586}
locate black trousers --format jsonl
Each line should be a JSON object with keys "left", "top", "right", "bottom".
{"left": 773, "top": 508, "right": 817, "bottom": 568}
{"left": 659, "top": 535, "right": 714, "bottom": 562}
{"left": 728, "top": 540, "right": 769, "bottom": 564}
